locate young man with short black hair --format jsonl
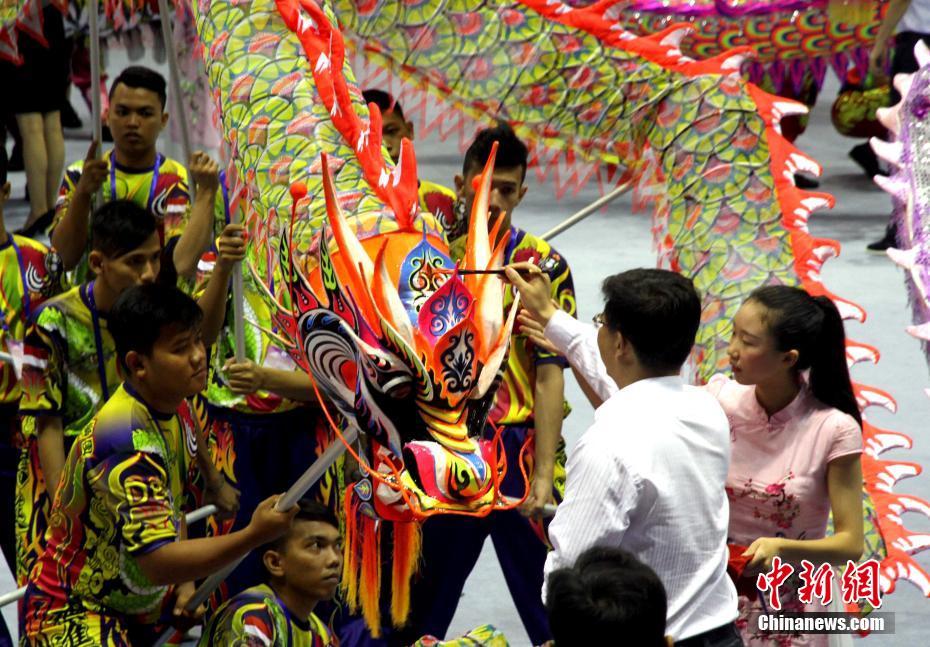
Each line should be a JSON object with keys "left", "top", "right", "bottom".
{"left": 507, "top": 266, "right": 741, "bottom": 646}
{"left": 51, "top": 65, "right": 219, "bottom": 281}
{"left": 546, "top": 546, "right": 671, "bottom": 647}
{"left": 22, "top": 283, "right": 297, "bottom": 645}
{"left": 362, "top": 88, "right": 458, "bottom": 234}
{"left": 199, "top": 498, "right": 340, "bottom": 646}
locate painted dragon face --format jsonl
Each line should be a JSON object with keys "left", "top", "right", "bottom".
{"left": 276, "top": 147, "right": 522, "bottom": 522}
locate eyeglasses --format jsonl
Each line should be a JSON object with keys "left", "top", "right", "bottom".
{"left": 592, "top": 312, "right": 606, "bottom": 327}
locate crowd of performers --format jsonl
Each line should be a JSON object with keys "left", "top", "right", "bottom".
{"left": 0, "top": 59, "right": 880, "bottom": 647}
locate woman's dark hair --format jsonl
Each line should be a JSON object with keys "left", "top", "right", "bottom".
{"left": 109, "top": 65, "right": 168, "bottom": 108}
{"left": 91, "top": 200, "right": 159, "bottom": 258}
{"left": 109, "top": 284, "right": 203, "bottom": 373}
{"left": 546, "top": 546, "right": 668, "bottom": 647}
{"left": 463, "top": 121, "right": 528, "bottom": 180}
{"left": 749, "top": 285, "right": 862, "bottom": 427}
{"left": 601, "top": 268, "right": 701, "bottom": 372}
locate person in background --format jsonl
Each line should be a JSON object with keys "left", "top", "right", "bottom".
{"left": 197, "top": 174, "right": 341, "bottom": 607}
{"left": 361, "top": 89, "right": 458, "bottom": 236}
{"left": 545, "top": 546, "right": 672, "bottom": 647}
{"left": 3, "top": 3, "right": 69, "bottom": 237}
{"left": 21, "top": 283, "right": 297, "bottom": 646}
{"left": 199, "top": 499, "right": 341, "bottom": 646}
{"left": 50, "top": 66, "right": 219, "bottom": 281}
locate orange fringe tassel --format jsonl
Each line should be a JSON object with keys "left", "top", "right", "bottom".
{"left": 358, "top": 513, "right": 382, "bottom": 635}
{"left": 342, "top": 488, "right": 361, "bottom": 614}
{"left": 342, "top": 486, "right": 383, "bottom": 637}
{"left": 391, "top": 521, "right": 422, "bottom": 626}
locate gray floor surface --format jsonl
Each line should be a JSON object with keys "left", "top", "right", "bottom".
{"left": 4, "top": 58, "right": 928, "bottom": 644}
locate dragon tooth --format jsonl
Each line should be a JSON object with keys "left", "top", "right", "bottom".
{"left": 894, "top": 73, "right": 915, "bottom": 100}
{"left": 659, "top": 27, "right": 691, "bottom": 48}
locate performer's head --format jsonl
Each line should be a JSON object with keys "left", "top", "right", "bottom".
{"left": 89, "top": 200, "right": 162, "bottom": 302}
{"left": 107, "top": 66, "right": 169, "bottom": 163}
{"left": 456, "top": 122, "right": 528, "bottom": 244}
{"left": 546, "top": 546, "right": 671, "bottom": 647}
{"left": 729, "top": 285, "right": 861, "bottom": 427}
{"left": 110, "top": 283, "right": 207, "bottom": 409}
{"left": 363, "top": 89, "right": 413, "bottom": 164}
{"left": 597, "top": 268, "right": 700, "bottom": 387}
{"left": 261, "top": 499, "right": 343, "bottom": 616}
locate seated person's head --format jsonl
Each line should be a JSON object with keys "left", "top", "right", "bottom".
{"left": 597, "top": 268, "right": 700, "bottom": 382}
{"left": 362, "top": 89, "right": 413, "bottom": 163}
{"left": 456, "top": 122, "right": 528, "bottom": 238}
{"left": 546, "top": 546, "right": 670, "bottom": 647}
{"left": 109, "top": 283, "right": 207, "bottom": 403}
{"left": 89, "top": 200, "right": 162, "bottom": 293}
{"left": 262, "top": 499, "right": 343, "bottom": 613}
{"left": 107, "top": 66, "right": 168, "bottom": 160}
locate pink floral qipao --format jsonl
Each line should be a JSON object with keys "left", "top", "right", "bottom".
{"left": 706, "top": 376, "right": 862, "bottom": 646}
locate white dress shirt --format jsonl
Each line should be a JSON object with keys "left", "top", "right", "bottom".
{"left": 898, "top": 0, "right": 930, "bottom": 34}
{"left": 543, "top": 313, "right": 738, "bottom": 641}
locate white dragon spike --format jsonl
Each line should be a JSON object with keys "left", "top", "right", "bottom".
{"left": 870, "top": 138, "right": 904, "bottom": 167}
{"left": 917, "top": 39, "right": 930, "bottom": 67}
{"left": 874, "top": 174, "right": 910, "bottom": 201}
{"left": 906, "top": 321, "right": 930, "bottom": 341}
{"left": 877, "top": 105, "right": 902, "bottom": 135}
{"left": 894, "top": 72, "right": 915, "bottom": 100}
{"left": 886, "top": 245, "right": 920, "bottom": 270}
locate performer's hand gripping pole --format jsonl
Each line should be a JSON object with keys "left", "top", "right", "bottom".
{"left": 152, "top": 428, "right": 357, "bottom": 646}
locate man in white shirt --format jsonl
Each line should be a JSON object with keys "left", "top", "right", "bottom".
{"left": 505, "top": 265, "right": 741, "bottom": 646}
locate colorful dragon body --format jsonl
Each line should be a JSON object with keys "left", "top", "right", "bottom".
{"left": 4, "top": 0, "right": 928, "bottom": 632}
{"left": 193, "top": 0, "right": 927, "bottom": 628}
{"left": 873, "top": 42, "right": 930, "bottom": 595}
{"left": 1, "top": 0, "right": 884, "bottom": 86}
{"left": 192, "top": 0, "right": 529, "bottom": 631}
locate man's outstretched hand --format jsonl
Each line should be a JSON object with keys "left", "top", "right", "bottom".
{"left": 504, "top": 262, "right": 556, "bottom": 324}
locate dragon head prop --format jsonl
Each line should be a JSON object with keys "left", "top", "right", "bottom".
{"left": 277, "top": 146, "right": 522, "bottom": 523}
{"left": 193, "top": 0, "right": 529, "bottom": 630}
{"left": 262, "top": 0, "right": 524, "bottom": 524}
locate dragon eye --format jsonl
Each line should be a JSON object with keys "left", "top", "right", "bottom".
{"left": 386, "top": 383, "right": 413, "bottom": 399}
